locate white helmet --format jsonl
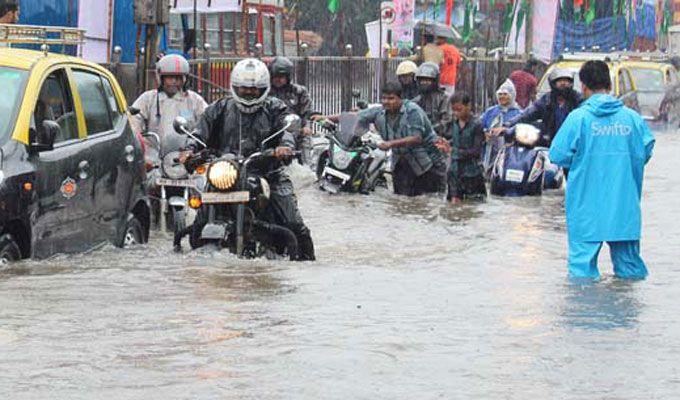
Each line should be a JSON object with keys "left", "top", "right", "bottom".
{"left": 396, "top": 60, "right": 418, "bottom": 76}
{"left": 231, "top": 58, "right": 270, "bottom": 113}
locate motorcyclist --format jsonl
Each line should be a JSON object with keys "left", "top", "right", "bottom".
{"left": 413, "top": 62, "right": 452, "bottom": 137}
{"left": 395, "top": 60, "right": 419, "bottom": 100}
{"left": 496, "top": 68, "right": 583, "bottom": 148}
{"left": 191, "top": 58, "right": 315, "bottom": 261}
{"left": 129, "top": 54, "right": 208, "bottom": 157}
{"left": 268, "top": 56, "right": 319, "bottom": 135}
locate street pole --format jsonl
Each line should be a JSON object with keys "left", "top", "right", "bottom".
{"left": 524, "top": 0, "right": 533, "bottom": 60}
{"left": 193, "top": 0, "right": 197, "bottom": 59}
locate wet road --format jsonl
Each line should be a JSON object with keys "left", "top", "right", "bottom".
{"left": 1, "top": 131, "right": 679, "bottom": 399}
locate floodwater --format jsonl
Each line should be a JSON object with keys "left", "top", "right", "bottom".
{"left": 1, "top": 131, "right": 679, "bottom": 399}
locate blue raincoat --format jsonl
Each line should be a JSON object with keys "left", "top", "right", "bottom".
{"left": 549, "top": 94, "right": 655, "bottom": 242}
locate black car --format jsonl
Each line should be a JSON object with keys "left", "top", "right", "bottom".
{"left": 0, "top": 48, "right": 150, "bottom": 262}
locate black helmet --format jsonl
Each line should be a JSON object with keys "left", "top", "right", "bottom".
{"left": 269, "top": 56, "right": 294, "bottom": 80}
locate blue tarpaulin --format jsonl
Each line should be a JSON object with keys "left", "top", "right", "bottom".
{"left": 553, "top": 16, "right": 631, "bottom": 56}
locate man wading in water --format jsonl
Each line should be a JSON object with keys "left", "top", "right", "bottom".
{"left": 549, "top": 60, "right": 655, "bottom": 279}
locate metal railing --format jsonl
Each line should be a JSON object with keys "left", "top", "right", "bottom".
{"left": 111, "top": 52, "right": 533, "bottom": 115}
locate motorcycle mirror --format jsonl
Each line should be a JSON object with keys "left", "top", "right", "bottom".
{"left": 173, "top": 116, "right": 189, "bottom": 134}
{"left": 351, "top": 90, "right": 361, "bottom": 99}
{"left": 128, "top": 106, "right": 141, "bottom": 116}
{"left": 283, "top": 114, "right": 301, "bottom": 133}
{"left": 357, "top": 100, "right": 369, "bottom": 110}
{"left": 261, "top": 118, "right": 294, "bottom": 150}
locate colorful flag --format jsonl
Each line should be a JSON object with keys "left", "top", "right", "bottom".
{"left": 328, "top": 0, "right": 339, "bottom": 14}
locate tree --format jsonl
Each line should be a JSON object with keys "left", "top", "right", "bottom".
{"left": 288, "top": 0, "right": 381, "bottom": 55}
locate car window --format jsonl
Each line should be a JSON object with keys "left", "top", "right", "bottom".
{"left": 72, "top": 70, "right": 113, "bottom": 134}
{"left": 630, "top": 68, "right": 664, "bottom": 91}
{"left": 101, "top": 76, "right": 123, "bottom": 126}
{"left": 33, "top": 69, "right": 79, "bottom": 143}
{"left": 0, "top": 67, "right": 27, "bottom": 145}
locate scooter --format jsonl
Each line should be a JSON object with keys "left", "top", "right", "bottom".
{"left": 490, "top": 124, "right": 547, "bottom": 197}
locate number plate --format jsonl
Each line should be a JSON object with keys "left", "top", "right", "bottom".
{"left": 323, "top": 166, "right": 351, "bottom": 182}
{"left": 505, "top": 169, "right": 525, "bottom": 183}
{"left": 156, "top": 178, "right": 195, "bottom": 188}
{"left": 201, "top": 191, "right": 250, "bottom": 204}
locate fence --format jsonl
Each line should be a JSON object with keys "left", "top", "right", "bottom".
{"left": 111, "top": 55, "right": 534, "bottom": 115}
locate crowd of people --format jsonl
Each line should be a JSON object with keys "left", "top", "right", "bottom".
{"left": 129, "top": 47, "right": 654, "bottom": 278}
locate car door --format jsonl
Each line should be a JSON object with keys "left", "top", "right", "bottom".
{"left": 70, "top": 68, "right": 137, "bottom": 243}
{"left": 617, "top": 68, "right": 640, "bottom": 112}
{"left": 31, "top": 67, "right": 97, "bottom": 258}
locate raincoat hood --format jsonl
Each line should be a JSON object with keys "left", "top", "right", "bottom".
{"left": 583, "top": 93, "right": 623, "bottom": 117}
{"left": 496, "top": 79, "right": 518, "bottom": 111}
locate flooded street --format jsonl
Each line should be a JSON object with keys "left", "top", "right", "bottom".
{"left": 1, "top": 131, "right": 679, "bottom": 399}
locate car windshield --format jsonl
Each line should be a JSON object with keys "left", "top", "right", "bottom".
{"left": 630, "top": 68, "right": 665, "bottom": 92}
{"left": 0, "top": 67, "right": 28, "bottom": 144}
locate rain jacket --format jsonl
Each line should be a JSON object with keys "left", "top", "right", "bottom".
{"left": 129, "top": 89, "right": 208, "bottom": 153}
{"left": 481, "top": 80, "right": 522, "bottom": 131}
{"left": 505, "top": 90, "right": 583, "bottom": 147}
{"left": 413, "top": 87, "right": 451, "bottom": 136}
{"left": 269, "top": 83, "right": 317, "bottom": 124}
{"left": 549, "top": 94, "right": 655, "bottom": 242}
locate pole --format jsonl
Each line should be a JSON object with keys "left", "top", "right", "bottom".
{"left": 295, "top": 0, "right": 301, "bottom": 56}
{"left": 241, "top": 0, "right": 249, "bottom": 54}
{"left": 525, "top": 0, "right": 533, "bottom": 59}
{"left": 193, "top": 0, "right": 197, "bottom": 59}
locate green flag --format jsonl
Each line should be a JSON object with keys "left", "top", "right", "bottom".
{"left": 462, "top": 0, "right": 473, "bottom": 43}
{"left": 584, "top": 4, "right": 595, "bottom": 25}
{"left": 328, "top": 0, "right": 339, "bottom": 14}
{"left": 502, "top": 2, "right": 515, "bottom": 34}
{"left": 515, "top": 0, "right": 528, "bottom": 44}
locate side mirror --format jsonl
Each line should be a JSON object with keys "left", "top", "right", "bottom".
{"left": 128, "top": 106, "right": 141, "bottom": 116}
{"left": 283, "top": 114, "right": 301, "bottom": 133}
{"left": 31, "top": 120, "right": 59, "bottom": 152}
{"left": 357, "top": 100, "right": 369, "bottom": 110}
{"left": 173, "top": 116, "right": 189, "bottom": 134}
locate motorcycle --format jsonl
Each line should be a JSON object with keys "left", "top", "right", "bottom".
{"left": 174, "top": 114, "right": 303, "bottom": 260}
{"left": 313, "top": 113, "right": 389, "bottom": 194}
{"left": 490, "top": 124, "right": 547, "bottom": 197}
{"left": 128, "top": 107, "right": 197, "bottom": 250}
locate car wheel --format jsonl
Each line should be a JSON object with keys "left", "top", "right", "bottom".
{"left": 0, "top": 234, "right": 22, "bottom": 264}
{"left": 121, "top": 217, "right": 144, "bottom": 248}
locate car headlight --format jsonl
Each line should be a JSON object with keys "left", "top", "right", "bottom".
{"left": 332, "top": 148, "right": 355, "bottom": 170}
{"left": 208, "top": 160, "right": 238, "bottom": 190}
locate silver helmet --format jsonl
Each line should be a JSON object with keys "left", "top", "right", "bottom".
{"left": 230, "top": 58, "right": 270, "bottom": 113}
{"left": 548, "top": 68, "right": 575, "bottom": 84}
{"left": 416, "top": 62, "right": 440, "bottom": 80}
{"left": 156, "top": 54, "right": 190, "bottom": 85}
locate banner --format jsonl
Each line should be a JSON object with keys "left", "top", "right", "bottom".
{"left": 392, "top": 0, "right": 416, "bottom": 49}
{"left": 506, "top": 0, "right": 559, "bottom": 62}
{"left": 78, "top": 0, "right": 112, "bottom": 62}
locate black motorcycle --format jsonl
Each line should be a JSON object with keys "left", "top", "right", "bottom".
{"left": 174, "top": 115, "right": 303, "bottom": 260}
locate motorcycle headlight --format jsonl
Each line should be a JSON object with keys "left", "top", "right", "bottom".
{"left": 332, "top": 147, "right": 354, "bottom": 170}
{"left": 515, "top": 124, "right": 540, "bottom": 146}
{"left": 208, "top": 161, "right": 239, "bottom": 190}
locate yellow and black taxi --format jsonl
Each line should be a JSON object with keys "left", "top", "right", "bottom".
{"left": 0, "top": 32, "right": 149, "bottom": 262}
{"left": 620, "top": 59, "right": 679, "bottom": 125}
{"left": 538, "top": 56, "right": 641, "bottom": 113}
